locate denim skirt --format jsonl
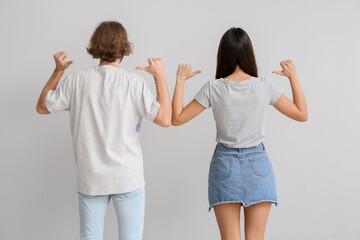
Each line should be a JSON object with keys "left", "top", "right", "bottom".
{"left": 208, "top": 142, "right": 278, "bottom": 211}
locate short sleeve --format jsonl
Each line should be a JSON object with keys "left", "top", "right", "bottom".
{"left": 45, "top": 73, "right": 74, "bottom": 113}
{"left": 136, "top": 76, "right": 160, "bottom": 121}
{"left": 268, "top": 79, "right": 282, "bottom": 105}
{"left": 194, "top": 81, "right": 211, "bottom": 108}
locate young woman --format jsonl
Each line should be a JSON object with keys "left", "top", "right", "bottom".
{"left": 172, "top": 27, "right": 308, "bottom": 240}
{"left": 36, "top": 21, "right": 171, "bottom": 240}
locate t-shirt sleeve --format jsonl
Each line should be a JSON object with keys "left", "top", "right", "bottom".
{"left": 44, "top": 73, "right": 74, "bottom": 113}
{"left": 268, "top": 79, "right": 282, "bottom": 105}
{"left": 136, "top": 76, "right": 160, "bottom": 121}
{"left": 194, "top": 81, "right": 211, "bottom": 108}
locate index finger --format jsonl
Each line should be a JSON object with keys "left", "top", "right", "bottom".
{"left": 280, "top": 61, "right": 286, "bottom": 69}
{"left": 147, "top": 58, "right": 154, "bottom": 64}
{"left": 57, "top": 51, "right": 67, "bottom": 60}
{"left": 53, "top": 51, "right": 65, "bottom": 57}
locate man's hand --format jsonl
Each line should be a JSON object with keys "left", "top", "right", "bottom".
{"left": 136, "top": 58, "right": 165, "bottom": 79}
{"left": 54, "top": 51, "right": 74, "bottom": 72}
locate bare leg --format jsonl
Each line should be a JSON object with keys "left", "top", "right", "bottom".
{"left": 244, "top": 202, "right": 272, "bottom": 240}
{"left": 214, "top": 203, "right": 242, "bottom": 240}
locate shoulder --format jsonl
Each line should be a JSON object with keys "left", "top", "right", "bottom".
{"left": 204, "top": 79, "right": 218, "bottom": 88}
{"left": 196, "top": 79, "right": 217, "bottom": 92}
{"left": 208, "top": 79, "right": 218, "bottom": 85}
{"left": 117, "top": 68, "right": 145, "bottom": 84}
{"left": 65, "top": 66, "right": 96, "bottom": 81}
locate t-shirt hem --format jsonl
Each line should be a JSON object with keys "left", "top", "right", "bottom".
{"left": 149, "top": 100, "right": 161, "bottom": 121}
{"left": 270, "top": 92, "right": 282, "bottom": 105}
{"left": 217, "top": 139, "right": 264, "bottom": 149}
{"left": 77, "top": 182, "right": 145, "bottom": 196}
{"left": 194, "top": 96, "right": 210, "bottom": 108}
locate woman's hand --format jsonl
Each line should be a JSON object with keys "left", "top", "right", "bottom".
{"left": 272, "top": 60, "right": 297, "bottom": 78}
{"left": 272, "top": 59, "right": 308, "bottom": 122}
{"left": 176, "top": 63, "right": 201, "bottom": 82}
{"left": 136, "top": 58, "right": 165, "bottom": 79}
{"left": 54, "top": 51, "right": 74, "bottom": 72}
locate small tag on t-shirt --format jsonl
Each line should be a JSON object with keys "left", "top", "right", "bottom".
{"left": 136, "top": 123, "right": 141, "bottom": 132}
{"left": 136, "top": 117, "right": 143, "bottom": 132}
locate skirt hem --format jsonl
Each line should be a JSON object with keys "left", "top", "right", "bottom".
{"left": 208, "top": 199, "right": 278, "bottom": 212}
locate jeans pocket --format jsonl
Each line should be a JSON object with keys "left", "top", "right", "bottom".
{"left": 210, "top": 156, "right": 233, "bottom": 181}
{"left": 249, "top": 154, "right": 271, "bottom": 177}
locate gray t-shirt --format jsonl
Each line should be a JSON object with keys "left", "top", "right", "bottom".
{"left": 45, "top": 65, "right": 160, "bottom": 195}
{"left": 194, "top": 77, "right": 282, "bottom": 148}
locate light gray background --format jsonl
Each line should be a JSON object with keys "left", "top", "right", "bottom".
{"left": 1, "top": 0, "right": 359, "bottom": 239}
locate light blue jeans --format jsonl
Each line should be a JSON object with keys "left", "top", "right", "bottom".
{"left": 78, "top": 187, "right": 145, "bottom": 240}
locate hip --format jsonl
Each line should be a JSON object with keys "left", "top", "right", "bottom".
{"left": 209, "top": 142, "right": 275, "bottom": 181}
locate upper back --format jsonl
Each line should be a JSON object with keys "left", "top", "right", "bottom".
{"left": 194, "top": 77, "right": 282, "bottom": 148}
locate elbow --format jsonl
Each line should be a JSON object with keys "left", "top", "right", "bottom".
{"left": 171, "top": 117, "right": 183, "bottom": 126}
{"left": 36, "top": 104, "right": 49, "bottom": 115}
{"left": 157, "top": 119, "right": 171, "bottom": 128}
{"left": 162, "top": 121, "right": 172, "bottom": 128}
{"left": 36, "top": 105, "right": 44, "bottom": 114}
{"left": 161, "top": 115, "right": 172, "bottom": 127}
{"left": 299, "top": 116, "right": 308, "bottom": 122}
{"left": 171, "top": 121, "right": 179, "bottom": 126}
{"left": 297, "top": 113, "right": 308, "bottom": 122}
{"left": 154, "top": 109, "right": 171, "bottom": 127}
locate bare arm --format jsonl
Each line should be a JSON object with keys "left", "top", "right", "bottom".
{"left": 36, "top": 51, "right": 74, "bottom": 114}
{"left": 172, "top": 63, "right": 205, "bottom": 126}
{"left": 153, "top": 74, "right": 172, "bottom": 127}
{"left": 136, "top": 58, "right": 171, "bottom": 127}
{"left": 272, "top": 60, "right": 308, "bottom": 122}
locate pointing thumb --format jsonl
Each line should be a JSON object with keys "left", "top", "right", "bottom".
{"left": 66, "top": 61, "right": 74, "bottom": 67}
{"left": 136, "top": 66, "right": 147, "bottom": 72}
{"left": 272, "top": 70, "right": 283, "bottom": 76}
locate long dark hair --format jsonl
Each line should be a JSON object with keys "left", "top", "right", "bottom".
{"left": 215, "top": 27, "right": 258, "bottom": 79}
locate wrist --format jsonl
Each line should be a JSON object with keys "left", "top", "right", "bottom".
{"left": 54, "top": 68, "right": 65, "bottom": 74}
{"left": 153, "top": 75, "right": 166, "bottom": 82}
{"left": 153, "top": 73, "right": 166, "bottom": 80}
{"left": 288, "top": 72, "right": 298, "bottom": 80}
{"left": 176, "top": 77, "right": 186, "bottom": 84}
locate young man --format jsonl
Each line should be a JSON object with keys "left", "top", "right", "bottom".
{"left": 36, "top": 21, "right": 171, "bottom": 240}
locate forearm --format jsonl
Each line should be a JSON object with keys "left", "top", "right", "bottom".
{"left": 289, "top": 73, "right": 308, "bottom": 117}
{"left": 36, "top": 69, "right": 64, "bottom": 114}
{"left": 172, "top": 78, "right": 185, "bottom": 123}
{"left": 154, "top": 75, "right": 171, "bottom": 125}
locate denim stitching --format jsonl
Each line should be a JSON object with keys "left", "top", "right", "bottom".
{"left": 248, "top": 157, "right": 271, "bottom": 177}
{"left": 239, "top": 155, "right": 247, "bottom": 204}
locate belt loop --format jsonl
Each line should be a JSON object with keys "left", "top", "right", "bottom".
{"left": 262, "top": 143, "right": 266, "bottom": 150}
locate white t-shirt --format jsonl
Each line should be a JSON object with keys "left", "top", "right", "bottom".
{"left": 45, "top": 65, "right": 160, "bottom": 195}
{"left": 195, "top": 77, "right": 282, "bottom": 148}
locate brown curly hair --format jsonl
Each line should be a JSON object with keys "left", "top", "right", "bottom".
{"left": 87, "top": 21, "right": 133, "bottom": 62}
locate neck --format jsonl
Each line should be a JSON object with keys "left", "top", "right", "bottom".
{"left": 225, "top": 66, "right": 252, "bottom": 82}
{"left": 99, "top": 58, "right": 121, "bottom": 67}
